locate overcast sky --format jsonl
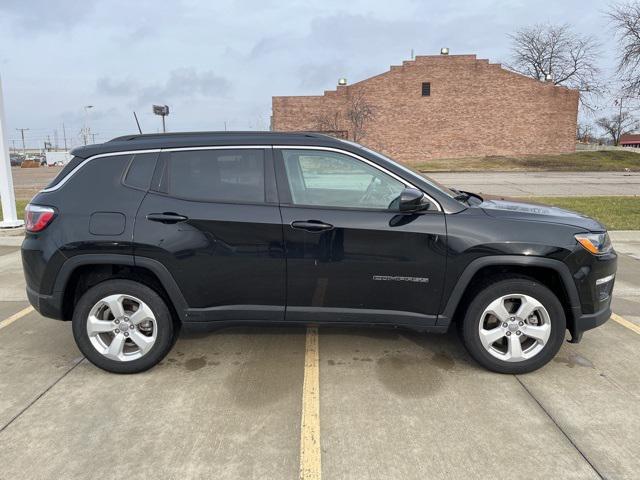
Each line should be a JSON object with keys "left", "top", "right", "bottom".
{"left": 0, "top": 0, "right": 619, "bottom": 149}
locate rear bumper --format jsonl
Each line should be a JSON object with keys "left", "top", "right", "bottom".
{"left": 26, "top": 285, "right": 65, "bottom": 320}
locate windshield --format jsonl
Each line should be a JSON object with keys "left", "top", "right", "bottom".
{"left": 340, "top": 140, "right": 461, "bottom": 200}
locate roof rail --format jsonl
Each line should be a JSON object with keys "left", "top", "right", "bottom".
{"left": 108, "top": 131, "right": 333, "bottom": 143}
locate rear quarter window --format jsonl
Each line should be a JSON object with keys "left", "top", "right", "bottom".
{"left": 46, "top": 156, "right": 85, "bottom": 188}
{"left": 123, "top": 153, "right": 158, "bottom": 190}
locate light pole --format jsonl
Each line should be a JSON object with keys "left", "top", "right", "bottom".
{"left": 152, "top": 105, "right": 169, "bottom": 133}
{"left": 0, "top": 73, "right": 23, "bottom": 228}
{"left": 83, "top": 105, "right": 93, "bottom": 145}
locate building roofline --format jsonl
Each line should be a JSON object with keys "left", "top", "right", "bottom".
{"left": 272, "top": 53, "right": 578, "bottom": 101}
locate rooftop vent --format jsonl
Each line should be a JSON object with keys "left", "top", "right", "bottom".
{"left": 440, "top": 47, "right": 449, "bottom": 55}
{"left": 338, "top": 78, "right": 347, "bottom": 86}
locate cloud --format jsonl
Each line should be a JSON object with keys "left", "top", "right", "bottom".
{"left": 0, "top": 0, "right": 96, "bottom": 30}
{"left": 136, "top": 68, "right": 231, "bottom": 105}
{"left": 96, "top": 77, "right": 137, "bottom": 96}
{"left": 298, "top": 61, "right": 347, "bottom": 89}
{"left": 95, "top": 68, "right": 231, "bottom": 107}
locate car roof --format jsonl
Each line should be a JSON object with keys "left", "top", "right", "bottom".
{"left": 70, "top": 131, "right": 347, "bottom": 159}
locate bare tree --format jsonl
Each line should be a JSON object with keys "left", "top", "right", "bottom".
{"left": 608, "top": 2, "right": 640, "bottom": 95}
{"left": 508, "top": 23, "right": 602, "bottom": 110}
{"left": 595, "top": 110, "right": 637, "bottom": 145}
{"left": 346, "top": 90, "right": 375, "bottom": 142}
{"left": 313, "top": 110, "right": 343, "bottom": 133}
{"left": 577, "top": 122, "right": 593, "bottom": 143}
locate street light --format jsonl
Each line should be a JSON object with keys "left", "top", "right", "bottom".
{"left": 152, "top": 105, "right": 170, "bottom": 133}
{"left": 83, "top": 105, "right": 94, "bottom": 145}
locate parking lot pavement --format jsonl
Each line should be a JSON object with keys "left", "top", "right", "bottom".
{"left": 429, "top": 171, "right": 640, "bottom": 197}
{"left": 0, "top": 232, "right": 639, "bottom": 479}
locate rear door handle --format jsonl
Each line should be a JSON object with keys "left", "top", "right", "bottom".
{"left": 146, "top": 212, "right": 189, "bottom": 224}
{"left": 291, "top": 220, "right": 334, "bottom": 232}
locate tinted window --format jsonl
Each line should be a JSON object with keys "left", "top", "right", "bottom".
{"left": 282, "top": 149, "right": 405, "bottom": 209}
{"left": 124, "top": 153, "right": 157, "bottom": 190}
{"left": 47, "top": 155, "right": 135, "bottom": 189}
{"left": 46, "top": 156, "right": 85, "bottom": 188}
{"left": 165, "top": 149, "right": 265, "bottom": 203}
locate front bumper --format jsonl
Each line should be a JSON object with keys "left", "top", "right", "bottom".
{"left": 566, "top": 248, "right": 617, "bottom": 343}
{"left": 568, "top": 302, "right": 611, "bottom": 343}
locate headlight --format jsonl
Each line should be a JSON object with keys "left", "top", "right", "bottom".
{"left": 575, "top": 232, "right": 612, "bottom": 255}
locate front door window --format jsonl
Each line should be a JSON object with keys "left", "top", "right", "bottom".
{"left": 281, "top": 149, "right": 405, "bottom": 210}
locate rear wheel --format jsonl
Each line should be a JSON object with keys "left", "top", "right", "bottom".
{"left": 460, "top": 278, "right": 566, "bottom": 374}
{"left": 72, "top": 279, "right": 176, "bottom": 373}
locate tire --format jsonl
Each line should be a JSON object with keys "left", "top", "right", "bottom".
{"left": 72, "top": 279, "right": 176, "bottom": 374}
{"left": 460, "top": 277, "right": 566, "bottom": 374}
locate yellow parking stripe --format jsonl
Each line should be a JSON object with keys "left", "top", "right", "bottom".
{"left": 0, "top": 306, "right": 34, "bottom": 330}
{"left": 299, "top": 327, "right": 321, "bottom": 480}
{"left": 611, "top": 313, "right": 640, "bottom": 335}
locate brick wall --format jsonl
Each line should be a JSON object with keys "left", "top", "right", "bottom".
{"left": 271, "top": 55, "right": 579, "bottom": 164}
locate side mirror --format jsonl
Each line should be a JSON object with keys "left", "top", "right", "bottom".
{"left": 398, "top": 188, "right": 431, "bottom": 212}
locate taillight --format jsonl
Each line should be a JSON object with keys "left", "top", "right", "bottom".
{"left": 25, "top": 204, "right": 56, "bottom": 232}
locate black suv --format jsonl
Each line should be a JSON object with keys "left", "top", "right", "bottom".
{"left": 22, "top": 132, "right": 617, "bottom": 374}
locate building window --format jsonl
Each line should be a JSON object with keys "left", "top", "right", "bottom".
{"left": 422, "top": 82, "right": 431, "bottom": 96}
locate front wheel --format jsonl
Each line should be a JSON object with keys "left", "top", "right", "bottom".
{"left": 72, "top": 279, "right": 176, "bottom": 373}
{"left": 460, "top": 278, "right": 566, "bottom": 374}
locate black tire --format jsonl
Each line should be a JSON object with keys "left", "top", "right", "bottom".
{"left": 72, "top": 279, "right": 176, "bottom": 374}
{"left": 460, "top": 278, "right": 566, "bottom": 374}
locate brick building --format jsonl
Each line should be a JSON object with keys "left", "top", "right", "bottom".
{"left": 271, "top": 54, "right": 579, "bottom": 163}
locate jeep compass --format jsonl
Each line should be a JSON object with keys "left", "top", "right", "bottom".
{"left": 21, "top": 132, "right": 617, "bottom": 374}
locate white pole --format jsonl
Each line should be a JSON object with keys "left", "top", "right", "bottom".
{"left": 0, "top": 74, "right": 23, "bottom": 228}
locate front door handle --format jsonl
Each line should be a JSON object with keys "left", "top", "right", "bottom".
{"left": 146, "top": 212, "right": 189, "bottom": 224}
{"left": 291, "top": 220, "right": 334, "bottom": 232}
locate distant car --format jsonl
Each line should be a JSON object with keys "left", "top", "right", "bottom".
{"left": 22, "top": 132, "right": 617, "bottom": 374}
{"left": 9, "top": 154, "right": 24, "bottom": 166}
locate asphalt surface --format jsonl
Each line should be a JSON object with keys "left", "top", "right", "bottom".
{"left": 429, "top": 171, "right": 640, "bottom": 197}
{"left": 0, "top": 232, "right": 639, "bottom": 479}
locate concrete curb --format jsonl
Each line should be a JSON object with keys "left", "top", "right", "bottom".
{"left": 0, "top": 226, "right": 25, "bottom": 237}
{"left": 609, "top": 231, "right": 640, "bottom": 243}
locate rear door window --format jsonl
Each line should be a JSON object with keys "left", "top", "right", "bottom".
{"left": 162, "top": 149, "right": 266, "bottom": 203}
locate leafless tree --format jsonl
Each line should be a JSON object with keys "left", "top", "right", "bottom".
{"left": 313, "top": 90, "right": 376, "bottom": 142}
{"left": 313, "top": 110, "right": 342, "bottom": 133}
{"left": 577, "top": 122, "right": 593, "bottom": 143}
{"left": 608, "top": 2, "right": 640, "bottom": 95}
{"left": 595, "top": 110, "right": 637, "bottom": 145}
{"left": 346, "top": 90, "right": 375, "bottom": 142}
{"left": 507, "top": 23, "right": 602, "bottom": 110}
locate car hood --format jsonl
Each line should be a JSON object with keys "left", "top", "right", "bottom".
{"left": 477, "top": 197, "right": 605, "bottom": 231}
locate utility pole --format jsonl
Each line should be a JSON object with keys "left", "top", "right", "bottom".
{"left": 0, "top": 73, "right": 23, "bottom": 227}
{"left": 90, "top": 133, "right": 99, "bottom": 143}
{"left": 16, "top": 127, "right": 29, "bottom": 155}
{"left": 83, "top": 105, "right": 93, "bottom": 146}
{"left": 62, "top": 122, "right": 67, "bottom": 150}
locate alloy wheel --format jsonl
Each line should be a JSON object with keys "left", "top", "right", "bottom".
{"left": 478, "top": 294, "right": 551, "bottom": 363}
{"left": 86, "top": 294, "right": 158, "bottom": 362}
